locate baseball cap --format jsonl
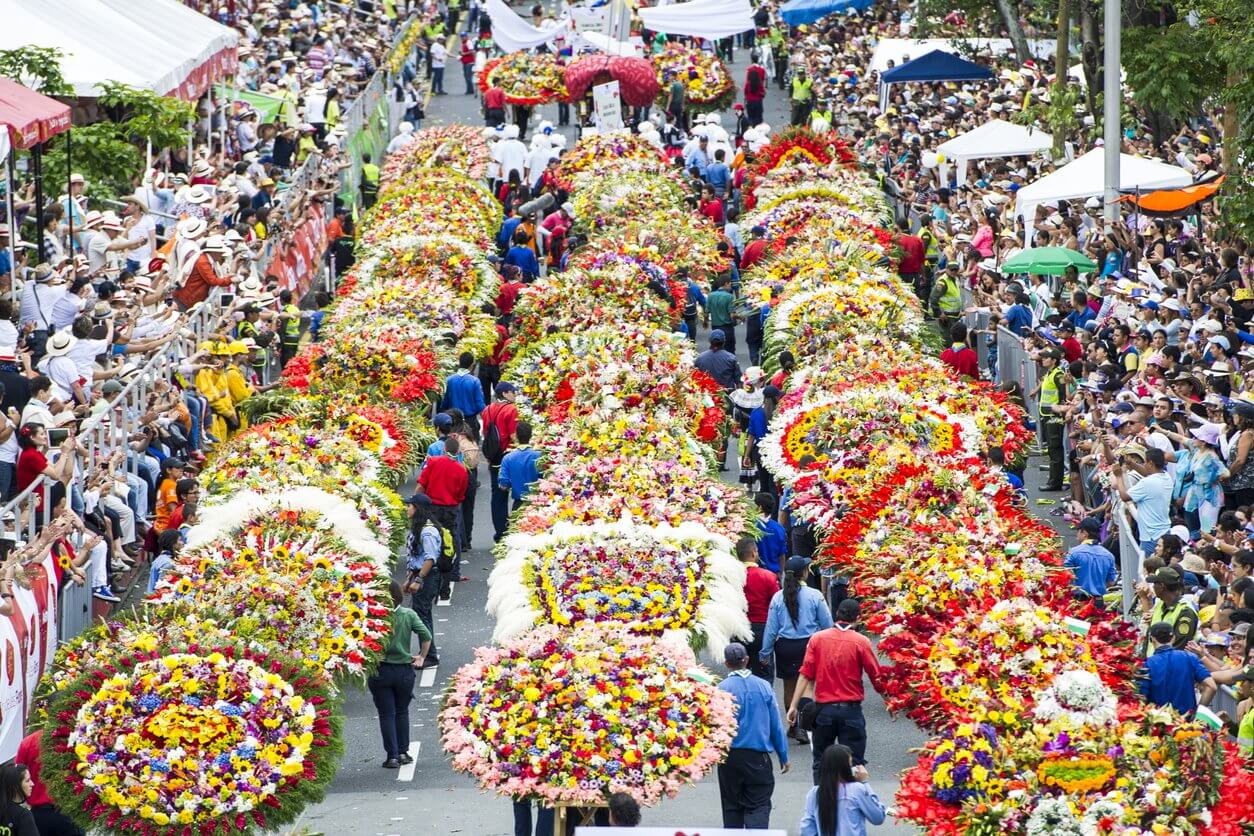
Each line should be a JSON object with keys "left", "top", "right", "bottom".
{"left": 1232, "top": 664, "right": 1254, "bottom": 683}
{"left": 723, "top": 642, "right": 749, "bottom": 667}
{"left": 709, "top": 328, "right": 726, "bottom": 343}
{"left": 1148, "top": 566, "right": 1183, "bottom": 586}
{"left": 784, "top": 555, "right": 810, "bottom": 574}
{"left": 433, "top": 413, "right": 453, "bottom": 429}
{"left": 495, "top": 382, "right": 517, "bottom": 396}
{"left": 1078, "top": 517, "right": 1102, "bottom": 535}
{"left": 405, "top": 493, "right": 432, "bottom": 507}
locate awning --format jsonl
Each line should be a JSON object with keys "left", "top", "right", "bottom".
{"left": 880, "top": 49, "right": 995, "bottom": 84}
{"left": 637, "top": 0, "right": 755, "bottom": 39}
{"left": 1116, "top": 175, "right": 1224, "bottom": 216}
{"left": 0, "top": 77, "right": 71, "bottom": 150}
{"left": 779, "top": 0, "right": 875, "bottom": 27}
{"left": 936, "top": 119, "right": 1055, "bottom": 186}
{"left": 0, "top": 0, "right": 238, "bottom": 100}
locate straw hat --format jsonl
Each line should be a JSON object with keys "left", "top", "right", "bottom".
{"left": 45, "top": 332, "right": 78, "bottom": 357}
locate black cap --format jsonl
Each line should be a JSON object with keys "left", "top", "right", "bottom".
{"left": 1078, "top": 517, "right": 1102, "bottom": 535}
{"left": 784, "top": 555, "right": 810, "bottom": 574}
{"left": 723, "top": 642, "right": 749, "bottom": 667}
{"left": 1148, "top": 566, "right": 1183, "bottom": 586}
{"left": 405, "top": 493, "right": 432, "bottom": 507}
{"left": 1148, "top": 621, "right": 1174, "bottom": 644}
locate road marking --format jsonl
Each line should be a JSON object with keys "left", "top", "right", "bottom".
{"left": 419, "top": 665, "right": 439, "bottom": 688}
{"left": 397, "top": 742, "right": 421, "bottom": 782}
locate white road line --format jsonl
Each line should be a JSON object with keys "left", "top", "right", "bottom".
{"left": 397, "top": 742, "right": 421, "bottom": 782}
{"left": 419, "top": 665, "right": 439, "bottom": 688}
{"left": 436, "top": 584, "right": 455, "bottom": 606}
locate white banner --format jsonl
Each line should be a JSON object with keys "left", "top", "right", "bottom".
{"left": 486, "top": 0, "right": 570, "bottom": 53}
{"left": 637, "top": 0, "right": 755, "bottom": 39}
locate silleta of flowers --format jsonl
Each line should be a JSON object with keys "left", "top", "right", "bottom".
{"left": 553, "top": 132, "right": 672, "bottom": 191}
{"left": 440, "top": 626, "right": 736, "bottom": 807}
{"left": 381, "top": 124, "right": 491, "bottom": 180}
{"left": 651, "top": 42, "right": 736, "bottom": 113}
{"left": 746, "top": 128, "right": 1252, "bottom": 833}
{"left": 478, "top": 51, "right": 569, "bottom": 104}
{"left": 487, "top": 521, "right": 748, "bottom": 655}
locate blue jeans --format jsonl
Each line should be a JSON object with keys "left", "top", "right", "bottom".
{"left": 1140, "top": 537, "right": 1161, "bottom": 557}
{"left": 367, "top": 662, "right": 416, "bottom": 760}
{"left": 512, "top": 801, "right": 553, "bottom": 836}
{"left": 0, "top": 460, "right": 14, "bottom": 501}
{"left": 183, "top": 393, "right": 204, "bottom": 448}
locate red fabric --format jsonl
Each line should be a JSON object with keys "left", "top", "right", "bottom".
{"left": 484, "top": 87, "right": 506, "bottom": 109}
{"left": 418, "top": 454, "right": 468, "bottom": 506}
{"left": 168, "top": 503, "right": 187, "bottom": 531}
{"left": 897, "top": 234, "right": 926, "bottom": 273}
{"left": 496, "top": 281, "right": 525, "bottom": 316}
{"left": 1061, "top": 336, "right": 1083, "bottom": 363}
{"left": 16, "top": 447, "right": 48, "bottom": 498}
{"left": 16, "top": 731, "right": 52, "bottom": 806}
{"left": 0, "top": 77, "right": 71, "bottom": 150}
{"left": 489, "top": 323, "right": 510, "bottom": 366}
{"left": 699, "top": 198, "right": 724, "bottom": 226}
{"left": 743, "top": 565, "right": 779, "bottom": 623}
{"left": 799, "top": 625, "right": 888, "bottom": 703}
{"left": 741, "top": 238, "right": 768, "bottom": 270}
{"left": 744, "top": 65, "right": 766, "bottom": 102}
{"left": 940, "top": 346, "right": 980, "bottom": 380}
{"left": 481, "top": 401, "right": 519, "bottom": 457}
{"left": 460, "top": 40, "right": 475, "bottom": 65}
{"left": 172, "top": 253, "right": 233, "bottom": 309}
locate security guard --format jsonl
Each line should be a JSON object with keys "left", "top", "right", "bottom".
{"left": 278, "top": 289, "right": 303, "bottom": 367}
{"left": 361, "top": 152, "right": 380, "bottom": 209}
{"left": 927, "top": 261, "right": 963, "bottom": 332}
{"left": 789, "top": 65, "right": 813, "bottom": 128}
{"left": 1140, "top": 567, "right": 1199, "bottom": 655}
{"left": 1032, "top": 348, "right": 1069, "bottom": 490}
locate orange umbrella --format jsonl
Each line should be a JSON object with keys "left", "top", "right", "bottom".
{"left": 1117, "top": 175, "right": 1224, "bottom": 216}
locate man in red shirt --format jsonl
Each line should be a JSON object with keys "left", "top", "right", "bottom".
{"left": 480, "top": 382, "right": 520, "bottom": 542}
{"left": 483, "top": 85, "right": 506, "bottom": 127}
{"left": 939, "top": 322, "right": 980, "bottom": 380}
{"left": 740, "top": 225, "right": 769, "bottom": 270}
{"left": 896, "top": 218, "right": 926, "bottom": 294}
{"left": 173, "top": 236, "right": 235, "bottom": 310}
{"left": 417, "top": 436, "right": 469, "bottom": 598}
{"left": 743, "top": 60, "right": 767, "bottom": 127}
{"left": 785, "top": 599, "right": 888, "bottom": 779}
{"left": 736, "top": 536, "right": 780, "bottom": 681}
{"left": 699, "top": 185, "right": 724, "bottom": 226}
{"left": 1056, "top": 321, "right": 1083, "bottom": 363}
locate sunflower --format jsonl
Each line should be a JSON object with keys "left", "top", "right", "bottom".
{"left": 345, "top": 588, "right": 364, "bottom": 603}
{"left": 239, "top": 548, "right": 257, "bottom": 564}
{"left": 311, "top": 557, "right": 333, "bottom": 572}
{"left": 176, "top": 578, "right": 193, "bottom": 595}
{"left": 56, "top": 550, "right": 73, "bottom": 570}
{"left": 273, "top": 545, "right": 291, "bottom": 561}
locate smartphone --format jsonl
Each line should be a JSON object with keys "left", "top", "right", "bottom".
{"left": 221, "top": 293, "right": 235, "bottom": 308}
{"left": 48, "top": 428, "right": 70, "bottom": 446}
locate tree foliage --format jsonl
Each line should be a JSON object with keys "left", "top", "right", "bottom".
{"left": 1122, "top": 22, "right": 1221, "bottom": 123}
{"left": 0, "top": 46, "right": 73, "bottom": 97}
{"left": 97, "top": 80, "right": 196, "bottom": 150}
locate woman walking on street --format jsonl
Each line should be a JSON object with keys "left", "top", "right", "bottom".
{"left": 759, "top": 556, "right": 832, "bottom": 743}
{"left": 367, "top": 580, "right": 432, "bottom": 769}
{"left": 798, "top": 744, "right": 887, "bottom": 836}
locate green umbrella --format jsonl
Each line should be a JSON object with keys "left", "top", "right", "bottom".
{"left": 999, "top": 246, "right": 1098, "bottom": 276}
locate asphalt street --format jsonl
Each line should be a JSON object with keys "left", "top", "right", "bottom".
{"left": 302, "top": 57, "right": 1065, "bottom": 836}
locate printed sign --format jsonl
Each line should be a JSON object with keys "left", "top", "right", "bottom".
{"left": 593, "top": 81, "right": 624, "bottom": 132}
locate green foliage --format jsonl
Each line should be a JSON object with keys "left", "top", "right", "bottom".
{"left": 42, "top": 123, "right": 143, "bottom": 201}
{"left": 1122, "top": 23, "right": 1221, "bottom": 122}
{"left": 97, "top": 80, "right": 196, "bottom": 150}
{"left": 1016, "top": 80, "right": 1079, "bottom": 156}
{"left": 0, "top": 46, "right": 73, "bottom": 97}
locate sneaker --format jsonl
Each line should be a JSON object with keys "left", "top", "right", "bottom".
{"left": 110, "top": 559, "right": 133, "bottom": 572}
{"left": 93, "top": 586, "right": 122, "bottom": 603}
{"left": 397, "top": 753, "right": 414, "bottom": 765}
{"left": 382, "top": 758, "right": 400, "bottom": 769}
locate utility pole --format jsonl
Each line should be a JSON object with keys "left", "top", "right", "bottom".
{"left": 1102, "top": 0, "right": 1121, "bottom": 221}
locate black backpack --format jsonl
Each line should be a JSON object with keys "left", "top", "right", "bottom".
{"left": 481, "top": 403, "right": 505, "bottom": 465}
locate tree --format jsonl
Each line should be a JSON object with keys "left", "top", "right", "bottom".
{"left": 97, "top": 81, "right": 196, "bottom": 151}
{"left": 0, "top": 46, "right": 73, "bottom": 97}
{"left": 1122, "top": 22, "right": 1221, "bottom": 143}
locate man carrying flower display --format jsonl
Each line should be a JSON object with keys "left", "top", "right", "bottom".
{"left": 717, "top": 643, "right": 790, "bottom": 829}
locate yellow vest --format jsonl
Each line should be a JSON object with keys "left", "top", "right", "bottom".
{"left": 790, "top": 76, "right": 813, "bottom": 103}
{"left": 1040, "top": 367, "right": 1064, "bottom": 408}
{"left": 936, "top": 273, "right": 961, "bottom": 314}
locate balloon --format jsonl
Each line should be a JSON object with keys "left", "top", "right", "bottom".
{"left": 937, "top": 153, "right": 946, "bottom": 164}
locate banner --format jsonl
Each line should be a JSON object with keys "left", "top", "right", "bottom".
{"left": 0, "top": 552, "right": 61, "bottom": 762}
{"left": 264, "top": 204, "right": 328, "bottom": 299}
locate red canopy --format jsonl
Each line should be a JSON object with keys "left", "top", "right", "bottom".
{"left": 0, "top": 77, "right": 71, "bottom": 150}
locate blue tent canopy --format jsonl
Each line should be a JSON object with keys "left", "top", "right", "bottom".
{"left": 879, "top": 49, "right": 994, "bottom": 83}
{"left": 779, "top": 0, "right": 874, "bottom": 27}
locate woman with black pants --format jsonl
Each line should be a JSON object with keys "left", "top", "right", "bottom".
{"left": 367, "top": 580, "right": 432, "bottom": 769}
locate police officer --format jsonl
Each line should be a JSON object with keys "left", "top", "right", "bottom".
{"left": 927, "top": 261, "right": 963, "bottom": 333}
{"left": 277, "top": 289, "right": 303, "bottom": 367}
{"left": 1140, "top": 566, "right": 1199, "bottom": 655}
{"left": 361, "top": 152, "right": 380, "bottom": 209}
{"left": 1033, "top": 348, "right": 1070, "bottom": 491}
{"left": 789, "top": 64, "right": 813, "bottom": 127}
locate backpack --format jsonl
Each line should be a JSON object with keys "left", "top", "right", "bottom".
{"left": 426, "top": 521, "right": 457, "bottom": 573}
{"left": 481, "top": 403, "right": 506, "bottom": 465}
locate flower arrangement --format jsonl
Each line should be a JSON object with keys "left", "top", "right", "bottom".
{"left": 652, "top": 43, "right": 735, "bottom": 113}
{"left": 381, "top": 124, "right": 491, "bottom": 180}
{"left": 478, "top": 52, "right": 569, "bottom": 105}
{"left": 488, "top": 520, "right": 748, "bottom": 654}
{"left": 362, "top": 171, "right": 501, "bottom": 250}
{"left": 740, "top": 128, "right": 860, "bottom": 209}
{"left": 572, "top": 217, "right": 731, "bottom": 279}
{"left": 285, "top": 331, "right": 441, "bottom": 405}
{"left": 570, "top": 170, "right": 689, "bottom": 231}
{"left": 928, "top": 723, "right": 1003, "bottom": 804}
{"left": 553, "top": 132, "right": 671, "bottom": 190}
{"left": 347, "top": 234, "right": 500, "bottom": 306}
{"left": 440, "top": 625, "right": 736, "bottom": 806}
{"left": 512, "top": 456, "right": 756, "bottom": 541}
{"left": 41, "top": 646, "right": 342, "bottom": 836}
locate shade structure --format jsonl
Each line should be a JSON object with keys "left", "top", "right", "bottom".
{"left": 1000, "top": 246, "right": 1098, "bottom": 276}
{"left": 779, "top": 0, "right": 875, "bottom": 27}
{"left": 0, "top": 0, "right": 238, "bottom": 100}
{"left": 1014, "top": 149, "right": 1193, "bottom": 244}
{"left": 880, "top": 49, "right": 995, "bottom": 84}
{"left": 1116, "top": 175, "right": 1224, "bottom": 217}
{"left": 867, "top": 37, "right": 1055, "bottom": 74}
{"left": 637, "top": 0, "right": 755, "bottom": 39}
{"left": 486, "top": 0, "right": 569, "bottom": 53}
{"left": 564, "top": 55, "right": 659, "bottom": 106}
{"left": 936, "top": 119, "right": 1055, "bottom": 186}
{"left": 0, "top": 77, "right": 71, "bottom": 150}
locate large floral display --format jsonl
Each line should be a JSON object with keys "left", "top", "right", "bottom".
{"left": 651, "top": 42, "right": 736, "bottom": 113}
{"left": 31, "top": 125, "right": 519, "bottom": 836}
{"left": 744, "top": 129, "right": 1253, "bottom": 834}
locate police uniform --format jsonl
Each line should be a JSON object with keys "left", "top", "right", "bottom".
{"left": 1038, "top": 362, "right": 1067, "bottom": 489}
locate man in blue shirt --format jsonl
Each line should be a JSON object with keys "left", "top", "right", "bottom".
{"left": 705, "top": 148, "right": 731, "bottom": 197}
{"left": 716, "top": 643, "right": 789, "bottom": 829}
{"left": 754, "top": 492, "right": 787, "bottom": 574}
{"left": 1065, "top": 517, "right": 1118, "bottom": 601}
{"left": 1003, "top": 291, "right": 1034, "bottom": 337}
{"left": 503, "top": 228, "right": 540, "bottom": 280}
{"left": 684, "top": 136, "right": 710, "bottom": 178}
{"left": 1139, "top": 621, "right": 1216, "bottom": 714}
{"left": 440, "top": 352, "right": 486, "bottom": 424}
{"left": 497, "top": 421, "right": 541, "bottom": 506}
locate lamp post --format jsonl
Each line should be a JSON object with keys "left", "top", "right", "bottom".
{"left": 1102, "top": 0, "right": 1121, "bottom": 221}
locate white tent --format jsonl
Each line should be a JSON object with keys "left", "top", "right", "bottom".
{"left": 937, "top": 119, "right": 1056, "bottom": 186}
{"left": 868, "top": 38, "right": 1055, "bottom": 74}
{"left": 1014, "top": 149, "right": 1193, "bottom": 245}
{"left": 0, "top": 0, "right": 237, "bottom": 99}
{"left": 637, "top": 0, "right": 755, "bottom": 39}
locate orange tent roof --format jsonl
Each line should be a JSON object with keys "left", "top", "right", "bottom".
{"left": 1117, "top": 176, "right": 1224, "bottom": 215}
